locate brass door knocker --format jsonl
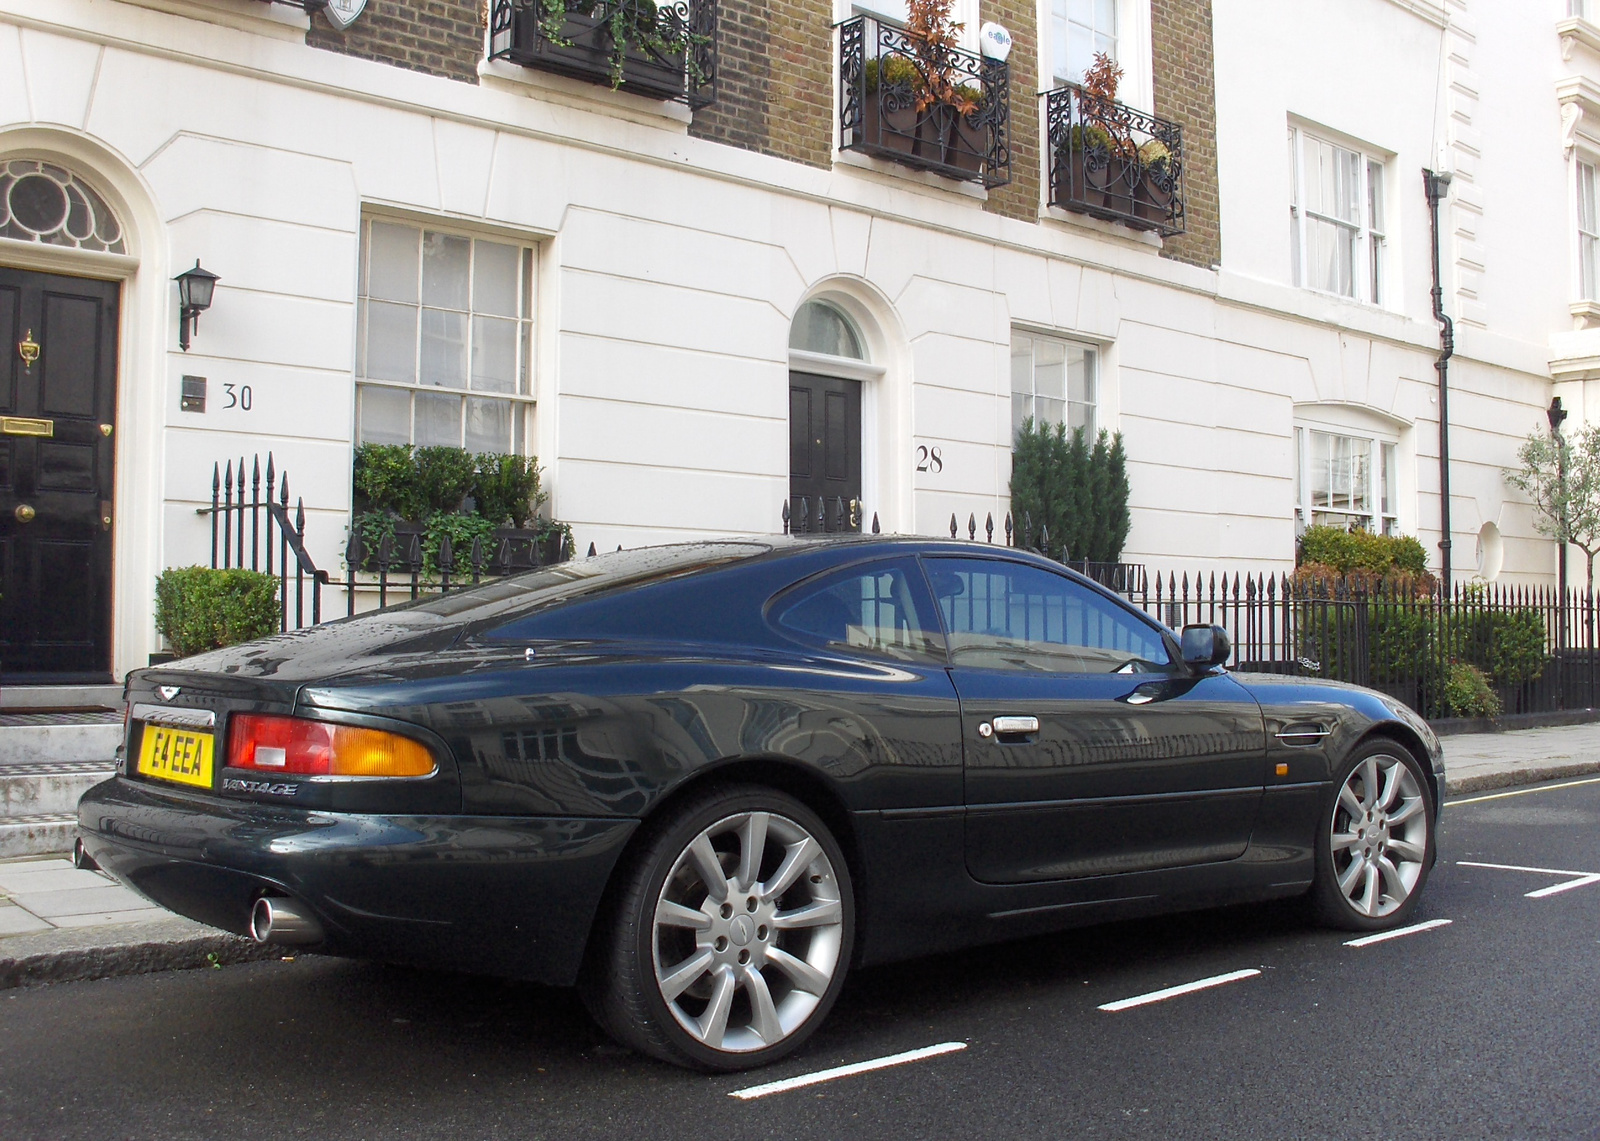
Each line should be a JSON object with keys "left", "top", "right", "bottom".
{"left": 17, "top": 330, "right": 39, "bottom": 371}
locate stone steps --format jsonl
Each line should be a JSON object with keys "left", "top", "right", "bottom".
{"left": 0, "top": 690, "right": 123, "bottom": 857}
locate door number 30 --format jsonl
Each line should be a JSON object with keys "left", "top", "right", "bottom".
{"left": 223, "top": 383, "right": 253, "bottom": 411}
{"left": 915, "top": 445, "right": 944, "bottom": 473}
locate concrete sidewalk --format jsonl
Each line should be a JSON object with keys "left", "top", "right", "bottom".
{"left": 3, "top": 721, "right": 1597, "bottom": 991}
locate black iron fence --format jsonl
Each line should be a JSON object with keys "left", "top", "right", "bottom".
{"left": 837, "top": 15, "right": 1011, "bottom": 189}
{"left": 1119, "top": 571, "right": 1596, "bottom": 722}
{"left": 342, "top": 526, "right": 573, "bottom": 613}
{"left": 200, "top": 455, "right": 330, "bottom": 631}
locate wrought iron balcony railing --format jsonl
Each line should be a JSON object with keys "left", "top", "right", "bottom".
{"left": 837, "top": 16, "right": 1010, "bottom": 189}
{"left": 490, "top": 0, "right": 717, "bottom": 107}
{"left": 1044, "top": 85, "right": 1184, "bottom": 236}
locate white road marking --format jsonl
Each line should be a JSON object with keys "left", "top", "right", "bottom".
{"left": 1449, "top": 776, "right": 1600, "bottom": 806}
{"left": 1457, "top": 860, "right": 1600, "bottom": 898}
{"left": 1527, "top": 874, "right": 1600, "bottom": 898}
{"left": 727, "top": 1042, "right": 967, "bottom": 1100}
{"left": 1097, "top": 969, "right": 1260, "bottom": 1013}
{"left": 1343, "top": 918, "right": 1453, "bottom": 947}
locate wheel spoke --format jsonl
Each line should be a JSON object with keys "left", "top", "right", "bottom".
{"left": 741, "top": 965, "right": 784, "bottom": 1044}
{"left": 1331, "top": 831, "right": 1362, "bottom": 853}
{"left": 1361, "top": 757, "right": 1380, "bottom": 810}
{"left": 655, "top": 899, "right": 711, "bottom": 931}
{"left": 760, "top": 837, "right": 822, "bottom": 903}
{"left": 688, "top": 834, "right": 729, "bottom": 903}
{"left": 1386, "top": 837, "right": 1425, "bottom": 863}
{"left": 736, "top": 812, "right": 770, "bottom": 894}
{"left": 1338, "top": 857, "right": 1367, "bottom": 897}
{"left": 1388, "top": 798, "right": 1425, "bottom": 825}
{"left": 1375, "top": 855, "right": 1410, "bottom": 903}
{"left": 1359, "top": 863, "right": 1380, "bottom": 915}
{"left": 659, "top": 948, "right": 714, "bottom": 1002}
{"left": 772, "top": 898, "right": 842, "bottom": 930}
{"left": 1377, "top": 762, "right": 1404, "bottom": 810}
{"left": 767, "top": 946, "right": 831, "bottom": 996}
{"left": 1338, "top": 783, "right": 1364, "bottom": 820}
{"left": 695, "top": 965, "right": 736, "bottom": 1048}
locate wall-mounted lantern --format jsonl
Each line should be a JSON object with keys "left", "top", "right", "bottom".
{"left": 175, "top": 260, "right": 220, "bottom": 352}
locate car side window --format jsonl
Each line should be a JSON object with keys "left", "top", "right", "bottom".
{"left": 774, "top": 559, "right": 945, "bottom": 663}
{"left": 925, "top": 557, "right": 1171, "bottom": 673}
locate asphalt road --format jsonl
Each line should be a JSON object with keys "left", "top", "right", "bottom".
{"left": 5, "top": 776, "right": 1600, "bottom": 1141}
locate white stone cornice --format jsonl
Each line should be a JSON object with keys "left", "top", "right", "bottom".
{"left": 1381, "top": 0, "right": 1449, "bottom": 30}
{"left": 1557, "top": 73, "right": 1600, "bottom": 125}
{"left": 1559, "top": 16, "right": 1600, "bottom": 63}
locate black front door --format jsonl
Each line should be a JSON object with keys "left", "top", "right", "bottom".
{"left": 789, "top": 371, "right": 861, "bottom": 532}
{"left": 0, "top": 267, "right": 119, "bottom": 682}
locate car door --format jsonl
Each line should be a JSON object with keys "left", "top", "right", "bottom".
{"left": 923, "top": 555, "right": 1268, "bottom": 885}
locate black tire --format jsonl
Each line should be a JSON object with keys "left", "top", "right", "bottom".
{"left": 580, "top": 784, "right": 855, "bottom": 1071}
{"left": 1309, "top": 738, "right": 1435, "bottom": 932}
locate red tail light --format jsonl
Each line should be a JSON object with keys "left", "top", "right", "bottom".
{"left": 227, "top": 714, "right": 435, "bottom": 778}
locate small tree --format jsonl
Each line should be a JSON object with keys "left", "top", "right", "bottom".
{"left": 1009, "top": 420, "right": 1130, "bottom": 562}
{"left": 1504, "top": 423, "right": 1600, "bottom": 592}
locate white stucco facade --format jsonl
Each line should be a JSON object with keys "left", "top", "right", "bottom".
{"left": 0, "top": 0, "right": 1582, "bottom": 679}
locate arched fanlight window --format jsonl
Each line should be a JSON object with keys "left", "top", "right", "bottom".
{"left": 0, "top": 160, "right": 126, "bottom": 254}
{"left": 790, "top": 299, "right": 865, "bottom": 360}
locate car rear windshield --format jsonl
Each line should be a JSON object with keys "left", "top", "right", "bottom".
{"left": 408, "top": 541, "right": 771, "bottom": 632}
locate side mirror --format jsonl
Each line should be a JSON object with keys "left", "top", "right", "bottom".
{"left": 1180, "top": 624, "right": 1231, "bottom": 669}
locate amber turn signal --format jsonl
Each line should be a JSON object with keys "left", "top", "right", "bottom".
{"left": 229, "top": 714, "right": 435, "bottom": 778}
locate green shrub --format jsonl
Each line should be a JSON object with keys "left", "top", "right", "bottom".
{"left": 1298, "top": 525, "right": 1428, "bottom": 576}
{"left": 154, "top": 567, "right": 279, "bottom": 658}
{"left": 352, "top": 443, "right": 425, "bottom": 520}
{"left": 1009, "top": 420, "right": 1130, "bottom": 562}
{"left": 1441, "top": 661, "right": 1502, "bottom": 719}
{"left": 413, "top": 446, "right": 478, "bottom": 514}
{"left": 473, "top": 452, "right": 547, "bottom": 528}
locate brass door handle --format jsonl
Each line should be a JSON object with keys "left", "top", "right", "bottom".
{"left": 15, "top": 504, "right": 35, "bottom": 523}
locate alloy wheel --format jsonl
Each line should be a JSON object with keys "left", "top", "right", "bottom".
{"left": 1328, "top": 751, "right": 1429, "bottom": 918}
{"left": 650, "top": 810, "right": 844, "bottom": 1054}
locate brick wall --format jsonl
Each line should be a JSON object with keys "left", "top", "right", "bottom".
{"left": 1150, "top": 0, "right": 1220, "bottom": 268}
{"left": 690, "top": 0, "right": 832, "bottom": 169}
{"left": 307, "top": 0, "right": 485, "bottom": 84}
{"left": 980, "top": 0, "right": 1039, "bottom": 225}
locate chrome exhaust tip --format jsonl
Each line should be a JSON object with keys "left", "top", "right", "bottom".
{"left": 72, "top": 837, "right": 100, "bottom": 872}
{"left": 250, "top": 896, "right": 324, "bottom": 946}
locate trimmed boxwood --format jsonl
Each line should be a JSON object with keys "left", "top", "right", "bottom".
{"left": 154, "top": 567, "right": 279, "bottom": 658}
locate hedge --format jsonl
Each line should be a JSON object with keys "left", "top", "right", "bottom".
{"left": 154, "top": 567, "right": 279, "bottom": 657}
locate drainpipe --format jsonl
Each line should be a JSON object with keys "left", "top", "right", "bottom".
{"left": 1424, "top": 169, "right": 1454, "bottom": 592}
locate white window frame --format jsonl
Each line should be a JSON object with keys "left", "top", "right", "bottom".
{"left": 835, "top": 0, "right": 981, "bottom": 51}
{"left": 1578, "top": 156, "right": 1599, "bottom": 302}
{"left": 1038, "top": 0, "right": 1152, "bottom": 111}
{"left": 354, "top": 215, "right": 539, "bottom": 456}
{"left": 1288, "top": 124, "right": 1389, "bottom": 307}
{"left": 1294, "top": 423, "right": 1400, "bottom": 537}
{"left": 1010, "top": 331, "right": 1099, "bottom": 441}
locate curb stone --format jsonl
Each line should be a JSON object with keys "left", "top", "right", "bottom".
{"left": 1444, "top": 759, "right": 1600, "bottom": 798}
{"left": 0, "top": 915, "right": 280, "bottom": 990}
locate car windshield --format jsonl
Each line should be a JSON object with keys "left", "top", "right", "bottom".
{"left": 429, "top": 541, "right": 773, "bottom": 632}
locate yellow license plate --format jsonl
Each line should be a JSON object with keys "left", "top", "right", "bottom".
{"left": 137, "top": 725, "right": 215, "bottom": 789}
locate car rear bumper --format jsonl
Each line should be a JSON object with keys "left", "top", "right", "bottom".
{"left": 77, "top": 776, "right": 638, "bottom": 986}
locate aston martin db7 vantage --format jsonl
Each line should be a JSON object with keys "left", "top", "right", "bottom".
{"left": 79, "top": 536, "right": 1442, "bottom": 1070}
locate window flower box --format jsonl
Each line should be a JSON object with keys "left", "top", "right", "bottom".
{"left": 838, "top": 16, "right": 1010, "bottom": 189}
{"left": 489, "top": 0, "right": 717, "bottom": 107}
{"left": 1045, "top": 86, "right": 1184, "bottom": 236}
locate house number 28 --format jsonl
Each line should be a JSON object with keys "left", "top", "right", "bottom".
{"left": 915, "top": 445, "right": 943, "bottom": 473}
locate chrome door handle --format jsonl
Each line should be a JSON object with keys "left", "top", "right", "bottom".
{"left": 991, "top": 715, "right": 1040, "bottom": 734}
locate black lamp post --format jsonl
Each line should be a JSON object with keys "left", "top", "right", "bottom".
{"left": 1549, "top": 395, "right": 1570, "bottom": 648}
{"left": 1424, "top": 169, "right": 1455, "bottom": 591}
{"left": 175, "top": 260, "right": 220, "bottom": 352}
